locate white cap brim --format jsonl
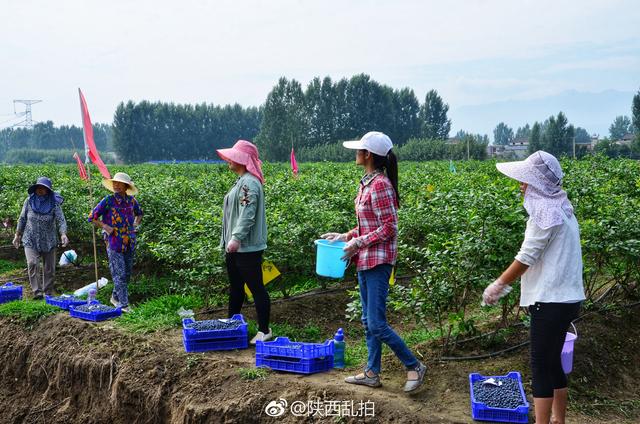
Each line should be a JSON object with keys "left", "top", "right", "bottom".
{"left": 342, "top": 140, "right": 365, "bottom": 150}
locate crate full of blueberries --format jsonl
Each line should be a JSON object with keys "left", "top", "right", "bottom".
{"left": 469, "top": 372, "right": 529, "bottom": 423}
{"left": 0, "top": 282, "right": 22, "bottom": 304}
{"left": 255, "top": 337, "right": 334, "bottom": 375}
{"left": 45, "top": 294, "right": 87, "bottom": 310}
{"left": 69, "top": 301, "right": 122, "bottom": 321}
{"left": 182, "top": 314, "right": 248, "bottom": 352}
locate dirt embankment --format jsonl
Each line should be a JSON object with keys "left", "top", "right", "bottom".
{"left": 1, "top": 261, "right": 638, "bottom": 424}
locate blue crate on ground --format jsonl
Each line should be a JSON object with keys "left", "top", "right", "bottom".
{"left": 45, "top": 294, "right": 86, "bottom": 310}
{"left": 0, "top": 283, "right": 22, "bottom": 304}
{"left": 69, "top": 301, "right": 121, "bottom": 322}
{"left": 469, "top": 371, "right": 529, "bottom": 423}
{"left": 255, "top": 337, "right": 334, "bottom": 360}
{"left": 183, "top": 336, "right": 248, "bottom": 353}
{"left": 182, "top": 314, "right": 248, "bottom": 341}
{"left": 256, "top": 353, "right": 334, "bottom": 374}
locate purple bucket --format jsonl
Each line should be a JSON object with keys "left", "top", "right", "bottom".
{"left": 561, "top": 323, "right": 578, "bottom": 374}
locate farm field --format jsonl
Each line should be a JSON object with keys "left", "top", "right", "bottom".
{"left": 0, "top": 158, "right": 639, "bottom": 423}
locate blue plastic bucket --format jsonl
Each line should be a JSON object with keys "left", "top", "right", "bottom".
{"left": 314, "top": 239, "right": 347, "bottom": 278}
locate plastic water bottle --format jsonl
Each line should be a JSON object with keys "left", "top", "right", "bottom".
{"left": 333, "top": 328, "right": 345, "bottom": 369}
{"left": 87, "top": 288, "right": 97, "bottom": 304}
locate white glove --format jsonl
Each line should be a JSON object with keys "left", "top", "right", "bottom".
{"left": 12, "top": 234, "right": 20, "bottom": 249}
{"left": 60, "top": 234, "right": 69, "bottom": 247}
{"left": 321, "top": 232, "right": 349, "bottom": 243}
{"left": 341, "top": 239, "right": 360, "bottom": 260}
{"left": 482, "top": 279, "right": 512, "bottom": 306}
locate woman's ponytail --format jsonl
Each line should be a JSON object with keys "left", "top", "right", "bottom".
{"left": 373, "top": 150, "right": 400, "bottom": 207}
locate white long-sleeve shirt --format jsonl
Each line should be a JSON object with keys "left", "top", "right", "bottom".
{"left": 515, "top": 213, "right": 586, "bottom": 307}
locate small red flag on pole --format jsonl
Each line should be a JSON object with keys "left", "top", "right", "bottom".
{"left": 73, "top": 152, "right": 88, "bottom": 180}
{"left": 290, "top": 147, "right": 299, "bottom": 177}
{"left": 79, "top": 88, "right": 111, "bottom": 179}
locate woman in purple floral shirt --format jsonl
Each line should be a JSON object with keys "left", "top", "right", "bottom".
{"left": 88, "top": 173, "right": 142, "bottom": 312}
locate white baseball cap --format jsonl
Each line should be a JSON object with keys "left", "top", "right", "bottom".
{"left": 343, "top": 131, "right": 393, "bottom": 157}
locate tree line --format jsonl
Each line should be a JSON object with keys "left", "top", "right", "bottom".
{"left": 0, "top": 122, "right": 111, "bottom": 163}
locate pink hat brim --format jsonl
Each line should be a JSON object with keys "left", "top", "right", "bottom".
{"left": 216, "top": 148, "right": 250, "bottom": 166}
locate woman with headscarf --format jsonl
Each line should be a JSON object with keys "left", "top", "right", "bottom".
{"left": 13, "top": 177, "right": 69, "bottom": 299}
{"left": 482, "top": 151, "right": 585, "bottom": 424}
{"left": 88, "top": 172, "right": 143, "bottom": 313}
{"left": 216, "top": 140, "right": 270, "bottom": 344}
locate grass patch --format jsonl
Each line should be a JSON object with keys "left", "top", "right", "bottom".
{"left": 116, "top": 294, "right": 204, "bottom": 333}
{"left": 238, "top": 367, "right": 269, "bottom": 381}
{"left": 0, "top": 300, "right": 59, "bottom": 325}
{"left": 0, "top": 258, "right": 24, "bottom": 276}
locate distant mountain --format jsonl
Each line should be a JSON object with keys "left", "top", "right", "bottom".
{"left": 449, "top": 89, "right": 635, "bottom": 140}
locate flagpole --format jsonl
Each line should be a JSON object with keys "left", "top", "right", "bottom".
{"left": 86, "top": 165, "right": 100, "bottom": 291}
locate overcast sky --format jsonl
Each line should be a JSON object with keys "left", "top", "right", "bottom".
{"left": 1, "top": 0, "right": 639, "bottom": 134}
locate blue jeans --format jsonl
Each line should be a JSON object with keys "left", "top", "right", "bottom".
{"left": 107, "top": 248, "right": 134, "bottom": 307}
{"left": 358, "top": 264, "right": 418, "bottom": 374}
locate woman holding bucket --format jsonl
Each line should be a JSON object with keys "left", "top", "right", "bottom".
{"left": 321, "top": 131, "right": 426, "bottom": 393}
{"left": 217, "top": 140, "right": 271, "bottom": 344}
{"left": 482, "top": 151, "right": 585, "bottom": 424}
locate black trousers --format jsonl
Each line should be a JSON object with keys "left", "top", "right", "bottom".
{"left": 529, "top": 301, "right": 581, "bottom": 397}
{"left": 226, "top": 251, "right": 270, "bottom": 333}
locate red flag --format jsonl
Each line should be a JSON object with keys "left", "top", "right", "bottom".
{"left": 290, "top": 147, "right": 299, "bottom": 177}
{"left": 73, "top": 152, "right": 88, "bottom": 180}
{"left": 78, "top": 89, "right": 111, "bottom": 179}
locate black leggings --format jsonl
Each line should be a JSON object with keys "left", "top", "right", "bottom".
{"left": 226, "top": 251, "right": 270, "bottom": 333}
{"left": 529, "top": 302, "right": 581, "bottom": 398}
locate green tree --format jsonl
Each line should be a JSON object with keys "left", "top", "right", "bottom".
{"left": 515, "top": 124, "right": 531, "bottom": 140}
{"left": 528, "top": 122, "right": 543, "bottom": 154}
{"left": 574, "top": 127, "right": 591, "bottom": 144}
{"left": 493, "top": 122, "right": 514, "bottom": 146}
{"left": 419, "top": 90, "right": 451, "bottom": 140}
{"left": 609, "top": 115, "right": 632, "bottom": 141}
{"left": 256, "top": 77, "right": 308, "bottom": 161}
{"left": 391, "top": 88, "right": 421, "bottom": 146}
{"left": 632, "top": 89, "right": 640, "bottom": 137}
{"left": 542, "top": 112, "right": 574, "bottom": 157}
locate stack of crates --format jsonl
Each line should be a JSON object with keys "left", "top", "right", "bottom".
{"left": 0, "top": 282, "right": 22, "bottom": 304}
{"left": 182, "top": 314, "right": 248, "bottom": 353}
{"left": 255, "top": 337, "right": 334, "bottom": 374}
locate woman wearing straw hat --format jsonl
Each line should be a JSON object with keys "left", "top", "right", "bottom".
{"left": 321, "top": 131, "right": 426, "bottom": 393}
{"left": 482, "top": 151, "right": 585, "bottom": 424}
{"left": 216, "top": 140, "right": 271, "bottom": 344}
{"left": 88, "top": 172, "right": 143, "bottom": 313}
{"left": 13, "top": 177, "right": 69, "bottom": 299}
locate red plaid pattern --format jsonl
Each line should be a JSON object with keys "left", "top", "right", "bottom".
{"left": 347, "top": 171, "right": 398, "bottom": 271}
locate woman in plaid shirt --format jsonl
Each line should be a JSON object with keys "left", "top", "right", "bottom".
{"left": 322, "top": 131, "right": 426, "bottom": 393}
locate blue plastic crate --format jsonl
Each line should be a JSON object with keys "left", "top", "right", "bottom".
{"left": 469, "top": 371, "right": 530, "bottom": 423}
{"left": 45, "top": 294, "right": 87, "bottom": 310}
{"left": 255, "top": 337, "right": 334, "bottom": 360}
{"left": 183, "top": 336, "right": 248, "bottom": 353}
{"left": 182, "top": 314, "right": 248, "bottom": 341}
{"left": 256, "top": 353, "right": 334, "bottom": 374}
{"left": 0, "top": 283, "right": 22, "bottom": 303}
{"left": 69, "top": 301, "right": 122, "bottom": 321}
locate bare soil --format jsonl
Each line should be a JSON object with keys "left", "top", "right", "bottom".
{"left": 0, "top": 249, "right": 638, "bottom": 423}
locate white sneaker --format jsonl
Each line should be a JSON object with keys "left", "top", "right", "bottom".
{"left": 250, "top": 329, "right": 273, "bottom": 345}
{"left": 121, "top": 306, "right": 132, "bottom": 313}
{"left": 110, "top": 295, "right": 121, "bottom": 308}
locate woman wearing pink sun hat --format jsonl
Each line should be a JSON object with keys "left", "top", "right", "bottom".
{"left": 217, "top": 140, "right": 270, "bottom": 344}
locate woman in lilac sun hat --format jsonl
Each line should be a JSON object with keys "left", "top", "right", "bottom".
{"left": 482, "top": 151, "right": 585, "bottom": 424}
{"left": 216, "top": 140, "right": 270, "bottom": 345}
